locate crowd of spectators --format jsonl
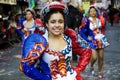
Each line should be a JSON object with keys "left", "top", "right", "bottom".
{"left": 0, "top": 12, "right": 24, "bottom": 49}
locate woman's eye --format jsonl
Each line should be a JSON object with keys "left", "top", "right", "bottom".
{"left": 50, "top": 20, "right": 55, "bottom": 23}
{"left": 59, "top": 21, "right": 63, "bottom": 23}
{"left": 59, "top": 20, "right": 64, "bottom": 23}
{"left": 50, "top": 20, "right": 64, "bottom": 24}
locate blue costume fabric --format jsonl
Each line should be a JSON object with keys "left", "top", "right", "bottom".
{"left": 16, "top": 17, "right": 26, "bottom": 36}
{"left": 20, "top": 34, "right": 52, "bottom": 80}
{"left": 79, "top": 16, "right": 110, "bottom": 49}
{"left": 79, "top": 17, "right": 96, "bottom": 49}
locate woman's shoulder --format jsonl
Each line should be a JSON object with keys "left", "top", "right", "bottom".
{"left": 64, "top": 28, "right": 77, "bottom": 39}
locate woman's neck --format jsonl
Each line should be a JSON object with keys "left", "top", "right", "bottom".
{"left": 24, "top": 18, "right": 34, "bottom": 28}
{"left": 27, "top": 18, "right": 33, "bottom": 22}
{"left": 92, "top": 16, "right": 96, "bottom": 20}
{"left": 48, "top": 33, "right": 67, "bottom": 51}
{"left": 90, "top": 17, "right": 97, "bottom": 23}
{"left": 48, "top": 33, "right": 63, "bottom": 40}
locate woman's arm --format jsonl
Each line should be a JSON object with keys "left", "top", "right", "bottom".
{"left": 64, "top": 29, "right": 92, "bottom": 73}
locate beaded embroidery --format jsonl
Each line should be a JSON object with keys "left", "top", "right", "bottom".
{"left": 45, "top": 35, "right": 73, "bottom": 79}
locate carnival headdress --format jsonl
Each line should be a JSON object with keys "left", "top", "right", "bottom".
{"left": 25, "top": 8, "right": 35, "bottom": 15}
{"left": 40, "top": 1, "right": 68, "bottom": 17}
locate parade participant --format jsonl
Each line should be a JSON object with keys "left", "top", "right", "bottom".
{"left": 16, "top": 8, "right": 45, "bottom": 42}
{"left": 79, "top": 5, "right": 110, "bottom": 79}
{"left": 19, "top": 1, "right": 92, "bottom": 80}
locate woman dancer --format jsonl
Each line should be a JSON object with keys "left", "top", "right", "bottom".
{"left": 19, "top": 1, "right": 92, "bottom": 80}
{"left": 16, "top": 8, "right": 45, "bottom": 42}
{"left": 79, "top": 5, "right": 109, "bottom": 79}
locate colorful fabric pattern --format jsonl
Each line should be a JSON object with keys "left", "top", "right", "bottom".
{"left": 20, "top": 33, "right": 52, "bottom": 80}
{"left": 89, "top": 17, "right": 110, "bottom": 48}
{"left": 20, "top": 29, "right": 92, "bottom": 80}
{"left": 79, "top": 17, "right": 110, "bottom": 49}
{"left": 77, "top": 34, "right": 89, "bottom": 48}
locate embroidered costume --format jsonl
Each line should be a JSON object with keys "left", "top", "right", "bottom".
{"left": 78, "top": 16, "right": 96, "bottom": 49}
{"left": 79, "top": 15, "right": 109, "bottom": 49}
{"left": 19, "top": 29, "right": 92, "bottom": 80}
{"left": 16, "top": 8, "right": 45, "bottom": 42}
{"left": 19, "top": 2, "right": 92, "bottom": 80}
{"left": 23, "top": 19, "right": 45, "bottom": 39}
{"left": 89, "top": 17, "right": 109, "bottom": 48}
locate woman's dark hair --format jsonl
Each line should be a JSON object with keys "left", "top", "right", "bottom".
{"left": 43, "top": 10, "right": 65, "bottom": 24}
{"left": 88, "top": 6, "right": 98, "bottom": 13}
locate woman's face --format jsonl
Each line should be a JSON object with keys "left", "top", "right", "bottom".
{"left": 89, "top": 8, "right": 97, "bottom": 17}
{"left": 46, "top": 12, "right": 64, "bottom": 36}
{"left": 25, "top": 11, "right": 33, "bottom": 20}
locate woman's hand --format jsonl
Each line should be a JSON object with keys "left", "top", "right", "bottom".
{"left": 88, "top": 36, "right": 93, "bottom": 41}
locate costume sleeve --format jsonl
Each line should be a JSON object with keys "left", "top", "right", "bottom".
{"left": 16, "top": 28, "right": 24, "bottom": 36}
{"left": 79, "top": 27, "right": 90, "bottom": 42}
{"left": 79, "top": 17, "right": 90, "bottom": 42}
{"left": 20, "top": 34, "right": 52, "bottom": 80}
{"left": 64, "top": 29, "right": 92, "bottom": 73}
{"left": 21, "top": 62, "right": 52, "bottom": 80}
{"left": 98, "top": 16, "right": 105, "bottom": 35}
{"left": 80, "top": 19, "right": 95, "bottom": 41}
{"left": 87, "top": 25, "right": 95, "bottom": 41}
{"left": 15, "top": 19, "right": 26, "bottom": 36}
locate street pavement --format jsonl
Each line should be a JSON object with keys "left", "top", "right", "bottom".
{"left": 0, "top": 23, "right": 120, "bottom": 80}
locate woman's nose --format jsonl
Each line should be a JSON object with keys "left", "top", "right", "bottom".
{"left": 55, "top": 22, "right": 60, "bottom": 27}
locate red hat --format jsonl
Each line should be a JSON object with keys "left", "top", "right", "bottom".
{"left": 40, "top": 1, "right": 68, "bottom": 17}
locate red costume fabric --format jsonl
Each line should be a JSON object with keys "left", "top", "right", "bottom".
{"left": 64, "top": 29, "right": 92, "bottom": 80}
{"left": 98, "top": 16, "right": 105, "bottom": 35}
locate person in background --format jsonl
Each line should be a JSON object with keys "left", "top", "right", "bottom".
{"left": 16, "top": 8, "right": 45, "bottom": 42}
{"left": 88, "top": 6, "right": 110, "bottom": 79}
{"left": 79, "top": 5, "right": 110, "bottom": 79}
{"left": 19, "top": 1, "right": 92, "bottom": 80}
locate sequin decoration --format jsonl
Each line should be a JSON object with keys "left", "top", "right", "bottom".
{"left": 46, "top": 35, "right": 72, "bottom": 79}
{"left": 21, "top": 42, "right": 45, "bottom": 65}
{"left": 50, "top": 60, "right": 58, "bottom": 79}
{"left": 58, "top": 55, "right": 67, "bottom": 77}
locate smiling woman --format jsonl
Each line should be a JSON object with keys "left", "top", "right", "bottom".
{"left": 45, "top": 11, "right": 65, "bottom": 36}
{"left": 20, "top": 1, "right": 92, "bottom": 80}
